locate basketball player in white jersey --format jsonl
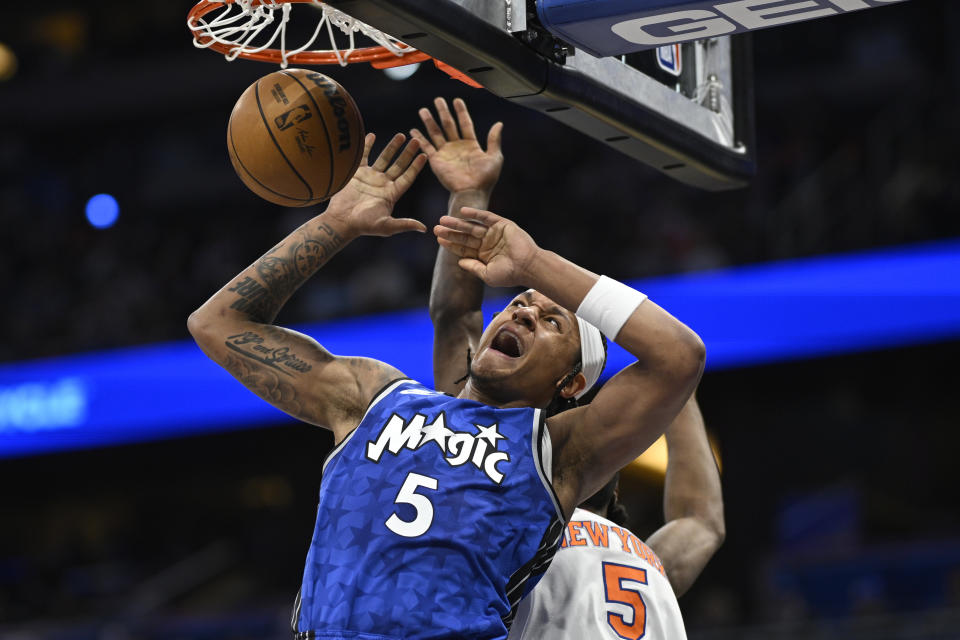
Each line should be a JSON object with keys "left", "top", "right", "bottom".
{"left": 413, "top": 98, "right": 723, "bottom": 638}
{"left": 507, "top": 395, "right": 723, "bottom": 639}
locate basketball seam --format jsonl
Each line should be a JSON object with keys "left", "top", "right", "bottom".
{"left": 254, "top": 79, "right": 314, "bottom": 201}
{"left": 229, "top": 119, "right": 316, "bottom": 205}
{"left": 280, "top": 70, "right": 336, "bottom": 199}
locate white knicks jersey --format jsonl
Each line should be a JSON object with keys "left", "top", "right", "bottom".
{"left": 508, "top": 508, "right": 687, "bottom": 640}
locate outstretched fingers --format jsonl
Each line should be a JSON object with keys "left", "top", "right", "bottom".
{"left": 437, "top": 214, "right": 488, "bottom": 238}
{"left": 418, "top": 106, "right": 447, "bottom": 149}
{"left": 393, "top": 153, "right": 428, "bottom": 194}
{"left": 435, "top": 234, "right": 477, "bottom": 260}
{"left": 435, "top": 235, "right": 460, "bottom": 255}
{"left": 452, "top": 98, "right": 477, "bottom": 141}
{"left": 385, "top": 137, "right": 421, "bottom": 179}
{"left": 486, "top": 121, "right": 503, "bottom": 156}
{"left": 433, "top": 224, "right": 483, "bottom": 250}
{"left": 434, "top": 97, "right": 460, "bottom": 142}
{"left": 371, "top": 133, "right": 407, "bottom": 172}
{"left": 360, "top": 132, "right": 376, "bottom": 165}
{"left": 408, "top": 127, "right": 436, "bottom": 155}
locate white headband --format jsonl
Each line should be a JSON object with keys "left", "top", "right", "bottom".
{"left": 575, "top": 316, "right": 606, "bottom": 399}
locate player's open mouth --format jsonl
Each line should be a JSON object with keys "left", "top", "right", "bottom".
{"left": 491, "top": 329, "right": 524, "bottom": 358}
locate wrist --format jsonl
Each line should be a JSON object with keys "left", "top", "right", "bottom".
{"left": 448, "top": 188, "right": 492, "bottom": 212}
{"left": 318, "top": 206, "right": 361, "bottom": 242}
{"left": 518, "top": 246, "right": 550, "bottom": 287}
{"left": 576, "top": 276, "right": 648, "bottom": 340}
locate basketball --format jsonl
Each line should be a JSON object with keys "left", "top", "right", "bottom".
{"left": 227, "top": 69, "right": 365, "bottom": 207}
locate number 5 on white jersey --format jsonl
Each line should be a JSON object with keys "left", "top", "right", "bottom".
{"left": 603, "top": 561, "right": 649, "bottom": 640}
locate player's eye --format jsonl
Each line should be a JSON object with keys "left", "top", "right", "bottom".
{"left": 547, "top": 317, "right": 561, "bottom": 330}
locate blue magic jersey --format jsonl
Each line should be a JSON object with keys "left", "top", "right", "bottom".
{"left": 293, "top": 379, "right": 565, "bottom": 640}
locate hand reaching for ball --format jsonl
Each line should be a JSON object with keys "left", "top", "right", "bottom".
{"left": 326, "top": 133, "right": 428, "bottom": 238}
{"left": 410, "top": 97, "right": 503, "bottom": 198}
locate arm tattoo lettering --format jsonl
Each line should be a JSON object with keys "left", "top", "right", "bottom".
{"left": 229, "top": 277, "right": 269, "bottom": 312}
{"left": 230, "top": 222, "right": 346, "bottom": 322}
{"left": 317, "top": 222, "right": 343, "bottom": 244}
{"left": 225, "top": 331, "right": 314, "bottom": 376}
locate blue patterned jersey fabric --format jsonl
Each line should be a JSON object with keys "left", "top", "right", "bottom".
{"left": 292, "top": 378, "right": 565, "bottom": 640}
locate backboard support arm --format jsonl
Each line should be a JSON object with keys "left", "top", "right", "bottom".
{"left": 329, "top": 0, "right": 755, "bottom": 190}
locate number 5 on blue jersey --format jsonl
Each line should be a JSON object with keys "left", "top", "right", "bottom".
{"left": 386, "top": 472, "right": 439, "bottom": 537}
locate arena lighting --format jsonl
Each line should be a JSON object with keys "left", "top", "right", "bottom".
{"left": 630, "top": 435, "right": 668, "bottom": 475}
{"left": 1, "top": 239, "right": 959, "bottom": 459}
{"left": 628, "top": 432, "right": 721, "bottom": 476}
{"left": 0, "top": 43, "right": 17, "bottom": 81}
{"left": 85, "top": 194, "right": 119, "bottom": 229}
{"left": 383, "top": 62, "right": 420, "bottom": 81}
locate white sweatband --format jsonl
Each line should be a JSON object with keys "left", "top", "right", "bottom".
{"left": 576, "top": 276, "right": 647, "bottom": 340}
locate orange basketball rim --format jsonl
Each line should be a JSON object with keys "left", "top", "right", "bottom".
{"left": 187, "top": 0, "right": 481, "bottom": 87}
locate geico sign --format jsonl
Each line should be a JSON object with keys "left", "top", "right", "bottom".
{"left": 611, "top": 0, "right": 907, "bottom": 47}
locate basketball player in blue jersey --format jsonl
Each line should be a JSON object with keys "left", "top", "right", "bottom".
{"left": 189, "top": 122, "right": 704, "bottom": 639}
{"left": 415, "top": 98, "right": 723, "bottom": 638}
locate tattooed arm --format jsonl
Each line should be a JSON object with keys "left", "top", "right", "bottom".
{"left": 188, "top": 133, "right": 427, "bottom": 443}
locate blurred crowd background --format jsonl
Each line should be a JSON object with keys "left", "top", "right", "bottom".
{"left": 1, "top": 1, "right": 959, "bottom": 638}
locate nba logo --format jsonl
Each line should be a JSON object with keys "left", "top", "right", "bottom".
{"left": 656, "top": 44, "right": 681, "bottom": 77}
{"left": 274, "top": 104, "right": 313, "bottom": 131}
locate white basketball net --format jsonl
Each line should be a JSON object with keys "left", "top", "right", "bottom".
{"left": 188, "top": 0, "right": 418, "bottom": 67}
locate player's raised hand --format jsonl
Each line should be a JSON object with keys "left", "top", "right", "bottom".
{"left": 433, "top": 207, "right": 539, "bottom": 288}
{"left": 410, "top": 98, "right": 503, "bottom": 197}
{"left": 327, "top": 133, "right": 428, "bottom": 237}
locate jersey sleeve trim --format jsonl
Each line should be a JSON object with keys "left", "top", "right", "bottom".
{"left": 291, "top": 586, "right": 303, "bottom": 633}
{"left": 507, "top": 589, "right": 534, "bottom": 638}
{"left": 532, "top": 408, "right": 565, "bottom": 522}
{"left": 321, "top": 377, "right": 411, "bottom": 474}
{"left": 502, "top": 509, "right": 565, "bottom": 629}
